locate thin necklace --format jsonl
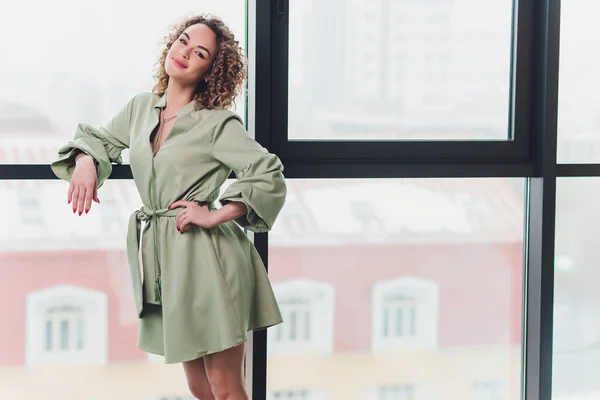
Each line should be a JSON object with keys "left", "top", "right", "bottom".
{"left": 162, "top": 110, "right": 177, "bottom": 123}
{"left": 153, "top": 109, "right": 177, "bottom": 154}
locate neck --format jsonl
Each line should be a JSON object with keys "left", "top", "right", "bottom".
{"left": 164, "top": 79, "right": 196, "bottom": 115}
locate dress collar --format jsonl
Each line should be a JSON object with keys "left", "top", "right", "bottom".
{"left": 153, "top": 90, "right": 197, "bottom": 117}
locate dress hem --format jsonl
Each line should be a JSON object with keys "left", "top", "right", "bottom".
{"left": 139, "top": 318, "right": 283, "bottom": 364}
{"left": 140, "top": 337, "right": 247, "bottom": 364}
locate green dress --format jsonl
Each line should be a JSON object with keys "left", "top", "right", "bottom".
{"left": 51, "top": 92, "right": 286, "bottom": 363}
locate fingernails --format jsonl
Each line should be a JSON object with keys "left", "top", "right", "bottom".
{"left": 78, "top": 211, "right": 82, "bottom": 216}
{"left": 85, "top": 209, "right": 89, "bottom": 214}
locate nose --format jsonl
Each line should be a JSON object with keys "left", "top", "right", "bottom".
{"left": 178, "top": 48, "right": 190, "bottom": 59}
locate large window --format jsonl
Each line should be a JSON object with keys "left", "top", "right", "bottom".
{"left": 267, "top": 178, "right": 524, "bottom": 400}
{"left": 287, "top": 0, "right": 513, "bottom": 141}
{"left": 553, "top": 178, "right": 600, "bottom": 398}
{"left": 557, "top": 1, "right": 600, "bottom": 163}
{"left": 0, "top": 181, "right": 230, "bottom": 398}
{"left": 1, "top": 0, "right": 593, "bottom": 399}
{"left": 0, "top": 0, "right": 246, "bottom": 165}
{"left": 0, "top": 1, "right": 246, "bottom": 398}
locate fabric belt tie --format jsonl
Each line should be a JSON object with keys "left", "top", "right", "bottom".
{"left": 125, "top": 202, "right": 214, "bottom": 316}
{"left": 126, "top": 205, "right": 179, "bottom": 316}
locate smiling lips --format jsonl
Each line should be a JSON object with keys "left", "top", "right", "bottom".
{"left": 172, "top": 57, "right": 188, "bottom": 69}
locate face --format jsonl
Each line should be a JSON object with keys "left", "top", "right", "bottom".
{"left": 165, "top": 23, "right": 218, "bottom": 86}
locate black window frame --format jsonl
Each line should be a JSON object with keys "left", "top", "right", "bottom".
{"left": 2, "top": 1, "right": 600, "bottom": 400}
{"left": 267, "top": 0, "right": 535, "bottom": 163}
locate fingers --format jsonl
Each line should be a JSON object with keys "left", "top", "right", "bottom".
{"left": 84, "top": 185, "right": 94, "bottom": 214}
{"left": 177, "top": 211, "right": 188, "bottom": 232}
{"left": 72, "top": 186, "right": 80, "bottom": 213}
{"left": 93, "top": 186, "right": 100, "bottom": 204}
{"left": 176, "top": 211, "right": 183, "bottom": 232}
{"left": 169, "top": 200, "right": 189, "bottom": 210}
{"left": 68, "top": 183, "right": 74, "bottom": 204}
{"left": 176, "top": 210, "right": 192, "bottom": 233}
{"left": 180, "top": 218, "right": 189, "bottom": 232}
{"left": 68, "top": 161, "right": 98, "bottom": 215}
{"left": 77, "top": 186, "right": 86, "bottom": 216}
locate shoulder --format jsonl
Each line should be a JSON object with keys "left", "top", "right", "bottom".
{"left": 128, "top": 92, "right": 159, "bottom": 108}
{"left": 200, "top": 109, "right": 248, "bottom": 143}
{"left": 201, "top": 108, "right": 244, "bottom": 126}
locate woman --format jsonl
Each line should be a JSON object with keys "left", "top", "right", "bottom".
{"left": 51, "top": 14, "right": 285, "bottom": 400}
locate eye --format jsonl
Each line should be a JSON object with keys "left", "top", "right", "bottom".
{"left": 179, "top": 38, "right": 187, "bottom": 45}
{"left": 195, "top": 51, "right": 206, "bottom": 59}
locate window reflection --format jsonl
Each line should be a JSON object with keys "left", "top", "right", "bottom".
{"left": 553, "top": 178, "right": 600, "bottom": 398}
{"left": 267, "top": 178, "right": 524, "bottom": 400}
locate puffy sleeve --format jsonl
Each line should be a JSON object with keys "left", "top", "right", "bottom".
{"left": 211, "top": 113, "right": 287, "bottom": 233}
{"left": 50, "top": 95, "right": 135, "bottom": 188}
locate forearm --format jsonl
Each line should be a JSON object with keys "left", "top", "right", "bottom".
{"left": 74, "top": 151, "right": 92, "bottom": 163}
{"left": 212, "top": 201, "right": 248, "bottom": 225}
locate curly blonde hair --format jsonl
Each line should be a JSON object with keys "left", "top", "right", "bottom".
{"left": 152, "top": 14, "right": 246, "bottom": 110}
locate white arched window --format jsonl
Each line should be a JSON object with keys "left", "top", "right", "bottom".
{"left": 270, "top": 280, "right": 335, "bottom": 354}
{"left": 372, "top": 277, "right": 439, "bottom": 351}
{"left": 25, "top": 284, "right": 108, "bottom": 366}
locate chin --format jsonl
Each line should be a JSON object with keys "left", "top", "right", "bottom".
{"left": 164, "top": 62, "right": 180, "bottom": 78}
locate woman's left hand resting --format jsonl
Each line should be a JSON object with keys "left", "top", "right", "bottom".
{"left": 170, "top": 201, "right": 217, "bottom": 232}
{"left": 169, "top": 200, "right": 248, "bottom": 233}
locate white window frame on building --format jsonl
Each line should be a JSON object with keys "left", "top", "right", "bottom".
{"left": 25, "top": 284, "right": 108, "bottom": 366}
{"left": 270, "top": 280, "right": 335, "bottom": 355}
{"left": 372, "top": 277, "right": 439, "bottom": 351}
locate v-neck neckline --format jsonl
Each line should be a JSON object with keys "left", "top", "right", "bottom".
{"left": 151, "top": 112, "right": 175, "bottom": 157}
{"left": 150, "top": 93, "right": 197, "bottom": 158}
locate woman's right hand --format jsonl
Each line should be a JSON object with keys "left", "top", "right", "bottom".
{"left": 68, "top": 153, "right": 100, "bottom": 215}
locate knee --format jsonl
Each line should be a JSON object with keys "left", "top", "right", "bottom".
{"left": 206, "top": 370, "right": 230, "bottom": 399}
{"left": 188, "top": 380, "right": 215, "bottom": 400}
{"left": 206, "top": 369, "right": 242, "bottom": 399}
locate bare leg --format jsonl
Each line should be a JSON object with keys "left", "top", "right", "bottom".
{"left": 204, "top": 343, "right": 248, "bottom": 400}
{"left": 183, "top": 357, "right": 216, "bottom": 400}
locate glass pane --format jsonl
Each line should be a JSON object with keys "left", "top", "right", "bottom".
{"left": 288, "top": 2, "right": 513, "bottom": 141}
{"left": 45, "top": 320, "right": 53, "bottom": 351}
{"left": 0, "top": 178, "right": 239, "bottom": 398}
{"left": 553, "top": 178, "right": 600, "bottom": 398}
{"left": 60, "top": 319, "right": 69, "bottom": 351}
{"left": 557, "top": 2, "right": 600, "bottom": 163}
{"left": 77, "top": 316, "right": 85, "bottom": 350}
{"left": 267, "top": 178, "right": 525, "bottom": 399}
{"left": 0, "top": 0, "right": 246, "bottom": 164}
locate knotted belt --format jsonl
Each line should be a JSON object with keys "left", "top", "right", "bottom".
{"left": 125, "top": 202, "right": 214, "bottom": 317}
